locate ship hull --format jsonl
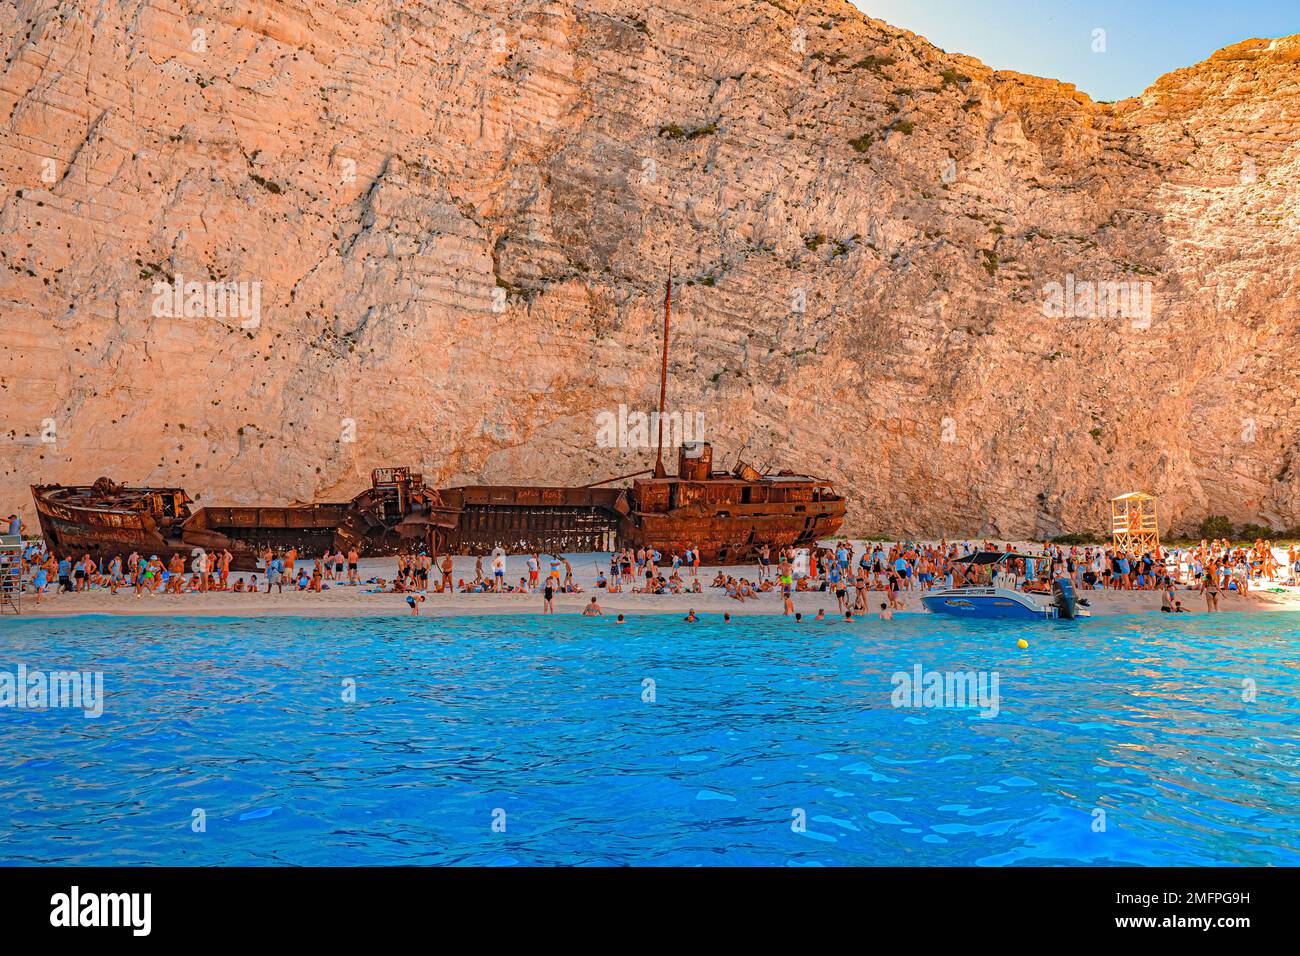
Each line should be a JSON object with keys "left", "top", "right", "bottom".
{"left": 31, "top": 470, "right": 445, "bottom": 572}
{"left": 32, "top": 457, "right": 848, "bottom": 568}
{"left": 623, "top": 504, "right": 845, "bottom": 563}
{"left": 921, "top": 587, "right": 1056, "bottom": 620}
{"left": 34, "top": 499, "right": 176, "bottom": 559}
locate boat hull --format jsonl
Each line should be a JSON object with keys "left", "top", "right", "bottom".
{"left": 34, "top": 502, "right": 175, "bottom": 558}
{"left": 921, "top": 587, "right": 1057, "bottom": 620}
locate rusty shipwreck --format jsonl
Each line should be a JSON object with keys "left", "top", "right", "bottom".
{"left": 32, "top": 468, "right": 451, "bottom": 572}
{"left": 32, "top": 272, "right": 846, "bottom": 565}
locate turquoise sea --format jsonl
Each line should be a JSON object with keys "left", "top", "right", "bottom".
{"left": 1, "top": 611, "right": 1297, "bottom": 865}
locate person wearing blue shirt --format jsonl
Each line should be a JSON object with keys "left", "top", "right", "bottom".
{"left": 893, "top": 556, "right": 909, "bottom": 590}
{"left": 266, "top": 555, "right": 285, "bottom": 594}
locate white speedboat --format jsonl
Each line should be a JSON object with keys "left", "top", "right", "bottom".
{"left": 921, "top": 552, "right": 1090, "bottom": 621}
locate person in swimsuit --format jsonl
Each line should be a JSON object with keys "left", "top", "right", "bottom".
{"left": 1201, "top": 565, "right": 1220, "bottom": 612}
{"left": 543, "top": 579, "right": 555, "bottom": 614}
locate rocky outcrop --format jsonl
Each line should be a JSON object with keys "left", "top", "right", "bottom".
{"left": 1, "top": 0, "right": 1297, "bottom": 538}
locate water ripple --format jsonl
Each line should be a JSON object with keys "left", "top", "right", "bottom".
{"left": 0, "top": 611, "right": 1297, "bottom": 865}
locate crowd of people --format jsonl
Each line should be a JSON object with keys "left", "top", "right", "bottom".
{"left": 763, "top": 538, "right": 1300, "bottom": 613}
{"left": 6, "top": 525, "right": 1300, "bottom": 616}
{"left": 7, "top": 542, "right": 369, "bottom": 604}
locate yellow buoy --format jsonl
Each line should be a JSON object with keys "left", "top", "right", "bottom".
{"left": 1017, "top": 639, "right": 1028, "bottom": 650}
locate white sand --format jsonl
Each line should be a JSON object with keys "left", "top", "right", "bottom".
{"left": 13, "top": 548, "right": 1300, "bottom": 620}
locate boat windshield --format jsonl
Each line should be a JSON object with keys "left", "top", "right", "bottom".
{"left": 951, "top": 551, "right": 1037, "bottom": 588}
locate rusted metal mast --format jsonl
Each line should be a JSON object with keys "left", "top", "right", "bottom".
{"left": 654, "top": 259, "right": 672, "bottom": 478}
{"left": 583, "top": 468, "right": 653, "bottom": 488}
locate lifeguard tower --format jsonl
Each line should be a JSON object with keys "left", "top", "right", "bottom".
{"left": 1111, "top": 492, "right": 1160, "bottom": 553}
{"left": 0, "top": 534, "right": 21, "bottom": 614}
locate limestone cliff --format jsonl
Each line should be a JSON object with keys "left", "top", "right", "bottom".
{"left": 1, "top": 0, "right": 1297, "bottom": 538}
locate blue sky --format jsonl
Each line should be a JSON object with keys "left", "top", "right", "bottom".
{"left": 852, "top": 0, "right": 1300, "bottom": 101}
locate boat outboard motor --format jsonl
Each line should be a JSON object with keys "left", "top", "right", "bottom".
{"left": 1052, "top": 577, "right": 1079, "bottom": 620}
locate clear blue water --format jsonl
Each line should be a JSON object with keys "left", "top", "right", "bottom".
{"left": 1, "top": 611, "right": 1298, "bottom": 866}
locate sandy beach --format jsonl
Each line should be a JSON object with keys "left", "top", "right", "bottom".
{"left": 12, "top": 547, "right": 1300, "bottom": 621}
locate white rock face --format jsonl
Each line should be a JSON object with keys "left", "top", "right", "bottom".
{"left": 1, "top": 1, "right": 1297, "bottom": 538}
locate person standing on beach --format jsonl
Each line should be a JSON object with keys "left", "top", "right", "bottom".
{"left": 347, "top": 548, "right": 360, "bottom": 584}
{"left": 107, "top": 555, "right": 123, "bottom": 594}
{"left": 1200, "top": 564, "right": 1220, "bottom": 612}
{"left": 266, "top": 553, "right": 284, "bottom": 594}
{"left": 167, "top": 553, "right": 185, "bottom": 593}
{"left": 543, "top": 578, "right": 555, "bottom": 614}
{"left": 887, "top": 571, "right": 903, "bottom": 609}
{"left": 30, "top": 562, "right": 48, "bottom": 603}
